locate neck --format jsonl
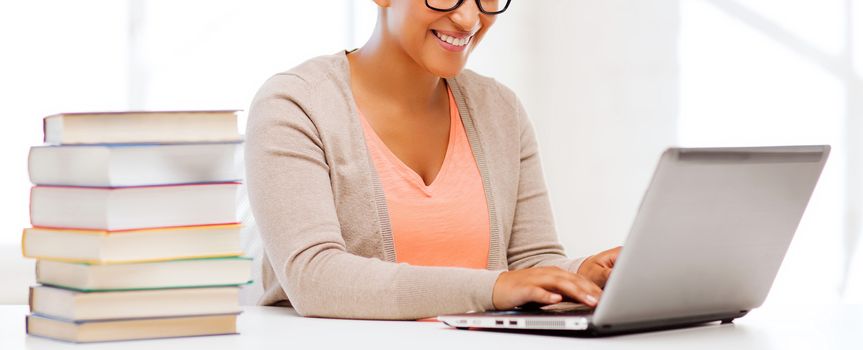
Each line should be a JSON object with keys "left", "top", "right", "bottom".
{"left": 348, "top": 17, "right": 447, "bottom": 111}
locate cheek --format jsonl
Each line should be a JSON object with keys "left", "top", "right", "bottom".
{"left": 388, "top": 4, "right": 436, "bottom": 46}
{"left": 393, "top": 12, "right": 446, "bottom": 58}
{"left": 481, "top": 15, "right": 497, "bottom": 31}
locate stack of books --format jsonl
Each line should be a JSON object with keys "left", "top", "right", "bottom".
{"left": 22, "top": 111, "right": 251, "bottom": 343}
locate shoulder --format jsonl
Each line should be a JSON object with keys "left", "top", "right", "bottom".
{"left": 247, "top": 52, "right": 356, "bottom": 136}
{"left": 251, "top": 52, "right": 350, "bottom": 107}
{"left": 453, "top": 68, "right": 521, "bottom": 111}
{"left": 246, "top": 52, "right": 356, "bottom": 146}
{"left": 453, "top": 69, "right": 527, "bottom": 134}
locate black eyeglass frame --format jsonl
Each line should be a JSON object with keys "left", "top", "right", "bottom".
{"left": 425, "top": 0, "right": 512, "bottom": 15}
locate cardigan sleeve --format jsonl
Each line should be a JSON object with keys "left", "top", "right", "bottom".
{"left": 244, "top": 74, "right": 503, "bottom": 320}
{"left": 498, "top": 84, "right": 589, "bottom": 273}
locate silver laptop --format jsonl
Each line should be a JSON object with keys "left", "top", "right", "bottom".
{"left": 439, "top": 145, "right": 830, "bottom": 335}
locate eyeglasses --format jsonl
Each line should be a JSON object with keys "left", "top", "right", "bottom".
{"left": 425, "top": 0, "right": 512, "bottom": 15}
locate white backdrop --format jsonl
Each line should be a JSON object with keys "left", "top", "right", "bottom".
{"left": 0, "top": 0, "right": 860, "bottom": 306}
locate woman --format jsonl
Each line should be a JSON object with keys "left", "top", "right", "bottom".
{"left": 245, "top": 0, "right": 621, "bottom": 320}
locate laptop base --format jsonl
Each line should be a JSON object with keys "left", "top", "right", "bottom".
{"left": 441, "top": 310, "right": 749, "bottom": 337}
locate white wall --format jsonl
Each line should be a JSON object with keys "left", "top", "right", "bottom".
{"left": 1, "top": 0, "right": 860, "bottom": 306}
{"left": 678, "top": 0, "right": 855, "bottom": 305}
{"left": 469, "top": 1, "right": 680, "bottom": 257}
{"left": 0, "top": 0, "right": 357, "bottom": 304}
{"left": 0, "top": 0, "right": 130, "bottom": 304}
{"left": 471, "top": 0, "right": 861, "bottom": 305}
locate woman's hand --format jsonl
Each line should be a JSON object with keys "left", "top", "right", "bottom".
{"left": 491, "top": 266, "right": 603, "bottom": 310}
{"left": 577, "top": 246, "right": 622, "bottom": 288}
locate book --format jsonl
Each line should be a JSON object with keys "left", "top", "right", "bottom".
{"left": 29, "top": 183, "right": 239, "bottom": 231}
{"left": 36, "top": 257, "right": 252, "bottom": 291}
{"left": 22, "top": 224, "right": 242, "bottom": 264}
{"left": 43, "top": 110, "right": 242, "bottom": 145}
{"left": 28, "top": 142, "right": 242, "bottom": 187}
{"left": 26, "top": 313, "right": 239, "bottom": 343}
{"left": 29, "top": 285, "right": 241, "bottom": 321}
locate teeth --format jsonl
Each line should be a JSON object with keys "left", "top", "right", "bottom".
{"left": 434, "top": 31, "right": 471, "bottom": 47}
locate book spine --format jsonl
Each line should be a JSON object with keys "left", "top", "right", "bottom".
{"left": 28, "top": 286, "right": 35, "bottom": 313}
{"left": 32, "top": 182, "right": 241, "bottom": 190}
{"left": 28, "top": 186, "right": 34, "bottom": 227}
{"left": 20, "top": 228, "right": 28, "bottom": 258}
{"left": 41, "top": 117, "right": 47, "bottom": 143}
{"left": 27, "top": 147, "right": 35, "bottom": 185}
{"left": 32, "top": 222, "right": 241, "bottom": 233}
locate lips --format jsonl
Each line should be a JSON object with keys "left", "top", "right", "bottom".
{"left": 431, "top": 29, "right": 473, "bottom": 48}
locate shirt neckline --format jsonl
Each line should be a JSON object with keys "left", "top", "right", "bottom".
{"left": 357, "top": 86, "right": 459, "bottom": 195}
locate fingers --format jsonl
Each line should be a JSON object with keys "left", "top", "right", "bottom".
{"left": 493, "top": 270, "right": 565, "bottom": 310}
{"left": 605, "top": 246, "right": 623, "bottom": 266}
{"left": 493, "top": 266, "right": 611, "bottom": 311}
{"left": 596, "top": 246, "right": 623, "bottom": 268}
{"left": 567, "top": 276, "right": 602, "bottom": 306}
{"left": 602, "top": 267, "right": 613, "bottom": 285}
{"left": 577, "top": 246, "right": 623, "bottom": 288}
{"left": 528, "top": 287, "right": 562, "bottom": 304}
{"left": 586, "top": 266, "right": 614, "bottom": 289}
{"left": 538, "top": 268, "right": 602, "bottom": 307}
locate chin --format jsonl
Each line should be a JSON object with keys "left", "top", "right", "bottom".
{"left": 426, "top": 61, "right": 467, "bottom": 79}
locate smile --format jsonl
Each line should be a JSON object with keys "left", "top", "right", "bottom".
{"left": 432, "top": 30, "right": 473, "bottom": 48}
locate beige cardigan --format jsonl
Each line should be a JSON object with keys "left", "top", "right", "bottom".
{"left": 245, "top": 51, "right": 585, "bottom": 320}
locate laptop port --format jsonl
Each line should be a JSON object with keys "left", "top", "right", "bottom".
{"left": 495, "top": 320, "right": 504, "bottom": 326}
{"left": 509, "top": 320, "right": 518, "bottom": 326}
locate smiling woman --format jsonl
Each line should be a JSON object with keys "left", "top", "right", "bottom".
{"left": 243, "top": 0, "right": 620, "bottom": 320}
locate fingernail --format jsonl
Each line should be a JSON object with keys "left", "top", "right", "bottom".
{"left": 585, "top": 295, "right": 598, "bottom": 305}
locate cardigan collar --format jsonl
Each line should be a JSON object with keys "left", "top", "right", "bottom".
{"left": 333, "top": 50, "right": 505, "bottom": 269}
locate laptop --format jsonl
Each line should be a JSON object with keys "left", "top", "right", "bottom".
{"left": 438, "top": 145, "right": 830, "bottom": 336}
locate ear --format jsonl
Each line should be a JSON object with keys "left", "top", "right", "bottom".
{"left": 372, "top": 0, "right": 391, "bottom": 7}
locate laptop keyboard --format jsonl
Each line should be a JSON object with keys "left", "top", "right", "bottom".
{"left": 486, "top": 302, "right": 595, "bottom": 316}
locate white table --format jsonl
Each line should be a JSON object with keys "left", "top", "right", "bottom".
{"left": 2, "top": 304, "right": 860, "bottom": 349}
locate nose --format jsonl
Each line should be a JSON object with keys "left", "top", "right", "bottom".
{"left": 448, "top": 0, "right": 482, "bottom": 32}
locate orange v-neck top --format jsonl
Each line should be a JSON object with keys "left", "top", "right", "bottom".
{"left": 357, "top": 87, "right": 490, "bottom": 269}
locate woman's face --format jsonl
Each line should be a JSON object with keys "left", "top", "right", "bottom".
{"left": 379, "top": 0, "right": 498, "bottom": 78}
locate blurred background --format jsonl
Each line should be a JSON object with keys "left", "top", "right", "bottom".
{"left": 0, "top": 0, "right": 861, "bottom": 307}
